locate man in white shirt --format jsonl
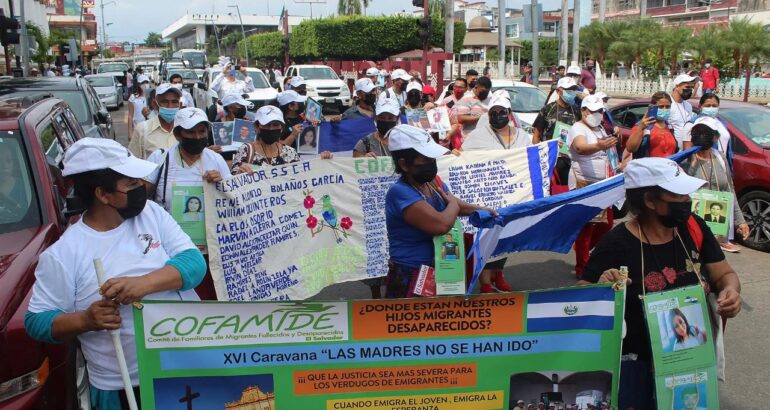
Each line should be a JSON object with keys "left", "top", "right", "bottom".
{"left": 168, "top": 73, "right": 196, "bottom": 108}
{"left": 378, "top": 68, "right": 412, "bottom": 108}
{"left": 211, "top": 62, "right": 256, "bottom": 100}
{"left": 128, "top": 83, "right": 182, "bottom": 159}
{"left": 669, "top": 73, "right": 698, "bottom": 149}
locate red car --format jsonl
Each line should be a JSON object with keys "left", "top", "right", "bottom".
{"left": 0, "top": 95, "right": 89, "bottom": 409}
{"left": 610, "top": 99, "right": 770, "bottom": 252}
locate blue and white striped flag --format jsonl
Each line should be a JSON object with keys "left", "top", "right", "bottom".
{"left": 527, "top": 287, "right": 616, "bottom": 332}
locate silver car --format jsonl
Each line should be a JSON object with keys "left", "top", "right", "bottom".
{"left": 84, "top": 74, "right": 123, "bottom": 110}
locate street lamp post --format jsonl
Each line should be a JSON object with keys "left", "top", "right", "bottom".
{"left": 228, "top": 5, "right": 250, "bottom": 66}
{"left": 99, "top": 0, "right": 115, "bottom": 55}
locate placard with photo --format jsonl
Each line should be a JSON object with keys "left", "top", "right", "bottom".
{"left": 212, "top": 122, "right": 235, "bottom": 150}
{"left": 296, "top": 125, "right": 320, "bottom": 155}
{"left": 426, "top": 106, "right": 451, "bottom": 133}
{"left": 304, "top": 98, "right": 323, "bottom": 123}
{"left": 231, "top": 119, "right": 256, "bottom": 145}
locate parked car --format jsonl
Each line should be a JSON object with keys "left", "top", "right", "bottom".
{"left": 194, "top": 67, "right": 278, "bottom": 115}
{"left": 610, "top": 99, "right": 770, "bottom": 251}
{"left": 280, "top": 65, "right": 351, "bottom": 113}
{"left": 0, "top": 95, "right": 89, "bottom": 409}
{"left": 95, "top": 62, "right": 129, "bottom": 89}
{"left": 491, "top": 79, "right": 549, "bottom": 136}
{"left": 83, "top": 74, "right": 123, "bottom": 110}
{"left": 0, "top": 77, "right": 115, "bottom": 140}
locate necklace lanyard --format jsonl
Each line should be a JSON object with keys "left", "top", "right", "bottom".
{"left": 637, "top": 221, "right": 706, "bottom": 299}
{"left": 696, "top": 155, "right": 721, "bottom": 192}
{"left": 493, "top": 127, "right": 513, "bottom": 149}
{"left": 409, "top": 181, "right": 444, "bottom": 207}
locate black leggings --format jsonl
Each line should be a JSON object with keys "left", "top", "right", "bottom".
{"left": 118, "top": 387, "right": 142, "bottom": 410}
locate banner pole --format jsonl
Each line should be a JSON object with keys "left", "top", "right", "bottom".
{"left": 93, "top": 258, "right": 139, "bottom": 410}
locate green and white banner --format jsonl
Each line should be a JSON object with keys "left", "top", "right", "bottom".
{"left": 134, "top": 285, "right": 623, "bottom": 409}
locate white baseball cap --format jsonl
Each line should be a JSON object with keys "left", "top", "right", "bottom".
{"left": 355, "top": 78, "right": 376, "bottom": 93}
{"left": 624, "top": 157, "right": 706, "bottom": 195}
{"left": 673, "top": 73, "right": 699, "bottom": 87}
{"left": 221, "top": 93, "right": 254, "bottom": 109}
{"left": 366, "top": 67, "right": 379, "bottom": 76}
{"left": 63, "top": 137, "right": 157, "bottom": 178}
{"left": 566, "top": 65, "right": 582, "bottom": 76}
{"left": 595, "top": 91, "right": 609, "bottom": 101}
{"left": 388, "top": 124, "right": 448, "bottom": 158}
{"left": 277, "top": 90, "right": 307, "bottom": 106}
{"left": 136, "top": 74, "right": 150, "bottom": 84}
{"left": 376, "top": 97, "right": 401, "bottom": 116}
{"left": 557, "top": 77, "right": 579, "bottom": 90}
{"left": 255, "top": 105, "right": 285, "bottom": 125}
{"left": 691, "top": 116, "right": 721, "bottom": 132}
{"left": 581, "top": 94, "right": 605, "bottom": 111}
{"left": 406, "top": 81, "right": 422, "bottom": 93}
{"left": 289, "top": 76, "right": 306, "bottom": 88}
{"left": 156, "top": 82, "right": 183, "bottom": 97}
{"left": 489, "top": 95, "right": 511, "bottom": 110}
{"left": 391, "top": 69, "right": 412, "bottom": 82}
{"left": 174, "top": 107, "right": 210, "bottom": 130}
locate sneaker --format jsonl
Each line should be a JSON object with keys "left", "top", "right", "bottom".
{"left": 480, "top": 283, "right": 496, "bottom": 293}
{"left": 493, "top": 271, "right": 513, "bottom": 292}
{"left": 721, "top": 242, "right": 741, "bottom": 253}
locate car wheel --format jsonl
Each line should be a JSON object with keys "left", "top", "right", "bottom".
{"left": 74, "top": 345, "right": 91, "bottom": 410}
{"left": 738, "top": 191, "right": 770, "bottom": 252}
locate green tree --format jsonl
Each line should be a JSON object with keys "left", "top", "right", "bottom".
{"left": 580, "top": 20, "right": 627, "bottom": 70}
{"left": 25, "top": 22, "right": 50, "bottom": 67}
{"left": 725, "top": 17, "right": 770, "bottom": 76}
{"left": 143, "top": 32, "right": 164, "bottom": 47}
{"left": 665, "top": 27, "right": 692, "bottom": 74}
{"left": 688, "top": 25, "right": 725, "bottom": 65}
{"left": 607, "top": 19, "right": 657, "bottom": 77}
{"left": 338, "top": 0, "right": 362, "bottom": 15}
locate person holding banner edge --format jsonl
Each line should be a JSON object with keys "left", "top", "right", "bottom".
{"left": 579, "top": 157, "right": 741, "bottom": 410}
{"left": 24, "top": 138, "right": 206, "bottom": 409}
{"left": 385, "top": 124, "right": 496, "bottom": 298}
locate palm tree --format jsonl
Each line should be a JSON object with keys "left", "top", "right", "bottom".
{"left": 725, "top": 17, "right": 770, "bottom": 76}
{"left": 338, "top": 0, "right": 362, "bottom": 15}
{"left": 688, "top": 25, "right": 725, "bottom": 66}
{"left": 608, "top": 19, "right": 657, "bottom": 78}
{"left": 665, "top": 26, "right": 692, "bottom": 75}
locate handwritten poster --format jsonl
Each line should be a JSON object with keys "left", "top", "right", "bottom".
{"left": 204, "top": 142, "right": 557, "bottom": 301}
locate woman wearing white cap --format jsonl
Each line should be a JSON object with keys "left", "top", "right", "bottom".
{"left": 385, "top": 125, "right": 493, "bottom": 298}
{"left": 342, "top": 78, "right": 378, "bottom": 121}
{"left": 214, "top": 93, "right": 257, "bottom": 123}
{"left": 580, "top": 157, "right": 741, "bottom": 409}
{"left": 353, "top": 97, "right": 400, "bottom": 159}
{"left": 567, "top": 95, "right": 618, "bottom": 279}
{"left": 680, "top": 117, "right": 749, "bottom": 253}
{"left": 276, "top": 90, "right": 308, "bottom": 146}
{"left": 127, "top": 74, "right": 151, "bottom": 137}
{"left": 25, "top": 138, "right": 206, "bottom": 409}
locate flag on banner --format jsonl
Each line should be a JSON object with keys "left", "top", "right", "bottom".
{"left": 278, "top": 6, "right": 286, "bottom": 34}
{"left": 527, "top": 287, "right": 616, "bottom": 332}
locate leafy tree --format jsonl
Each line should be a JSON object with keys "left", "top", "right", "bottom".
{"left": 143, "top": 32, "right": 164, "bottom": 47}
{"left": 725, "top": 17, "right": 770, "bottom": 76}
{"left": 665, "top": 27, "right": 692, "bottom": 75}
{"left": 338, "top": 0, "right": 362, "bottom": 15}
{"left": 580, "top": 20, "right": 627, "bottom": 70}
{"left": 25, "top": 22, "right": 50, "bottom": 67}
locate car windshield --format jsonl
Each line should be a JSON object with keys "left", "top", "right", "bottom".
{"left": 176, "top": 52, "right": 206, "bottom": 69}
{"left": 86, "top": 77, "right": 115, "bottom": 87}
{"left": 491, "top": 86, "right": 547, "bottom": 113}
{"left": 246, "top": 71, "right": 270, "bottom": 88}
{"left": 719, "top": 107, "right": 770, "bottom": 148}
{"left": 97, "top": 63, "right": 128, "bottom": 73}
{"left": 299, "top": 67, "right": 338, "bottom": 80}
{"left": 169, "top": 70, "right": 198, "bottom": 80}
{"left": 0, "top": 132, "right": 41, "bottom": 234}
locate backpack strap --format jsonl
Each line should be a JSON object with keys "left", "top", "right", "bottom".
{"left": 686, "top": 215, "right": 704, "bottom": 253}
{"left": 152, "top": 148, "right": 171, "bottom": 205}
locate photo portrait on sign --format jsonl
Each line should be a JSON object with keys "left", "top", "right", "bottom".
{"left": 508, "top": 370, "right": 612, "bottom": 409}
{"left": 703, "top": 201, "right": 727, "bottom": 224}
{"left": 232, "top": 119, "right": 256, "bottom": 145}
{"left": 672, "top": 382, "right": 708, "bottom": 410}
{"left": 440, "top": 232, "right": 460, "bottom": 260}
{"left": 182, "top": 196, "right": 204, "bottom": 222}
{"left": 212, "top": 122, "right": 234, "bottom": 146}
{"left": 657, "top": 306, "right": 708, "bottom": 353}
{"left": 427, "top": 106, "right": 451, "bottom": 132}
{"left": 305, "top": 98, "right": 323, "bottom": 123}
{"left": 297, "top": 125, "right": 319, "bottom": 155}
{"left": 152, "top": 374, "right": 275, "bottom": 409}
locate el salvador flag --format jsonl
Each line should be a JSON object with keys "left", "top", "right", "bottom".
{"left": 527, "top": 287, "right": 616, "bottom": 332}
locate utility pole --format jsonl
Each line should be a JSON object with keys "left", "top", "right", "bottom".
{"left": 498, "top": 0, "right": 505, "bottom": 78}
{"left": 531, "top": 0, "right": 539, "bottom": 86}
{"left": 599, "top": 0, "right": 606, "bottom": 22}
{"left": 229, "top": 5, "right": 249, "bottom": 65}
{"left": 640, "top": 0, "right": 647, "bottom": 17}
{"left": 444, "top": 0, "right": 454, "bottom": 54}
{"left": 571, "top": 0, "right": 580, "bottom": 65}
{"left": 19, "top": 0, "right": 29, "bottom": 75}
{"left": 559, "top": 0, "right": 569, "bottom": 67}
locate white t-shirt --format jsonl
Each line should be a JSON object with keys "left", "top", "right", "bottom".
{"left": 181, "top": 89, "right": 195, "bottom": 108}
{"left": 567, "top": 121, "right": 610, "bottom": 189}
{"left": 145, "top": 144, "right": 232, "bottom": 213}
{"left": 211, "top": 73, "right": 256, "bottom": 100}
{"left": 669, "top": 100, "right": 693, "bottom": 149}
{"left": 128, "top": 94, "right": 146, "bottom": 126}
{"left": 683, "top": 118, "right": 730, "bottom": 154}
{"left": 28, "top": 201, "right": 199, "bottom": 390}
{"left": 462, "top": 115, "right": 531, "bottom": 151}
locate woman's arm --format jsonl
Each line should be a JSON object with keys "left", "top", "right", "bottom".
{"left": 127, "top": 101, "right": 135, "bottom": 136}
{"left": 49, "top": 299, "right": 122, "bottom": 341}
{"left": 704, "top": 260, "right": 742, "bottom": 318}
{"left": 403, "top": 198, "right": 460, "bottom": 236}
{"left": 626, "top": 117, "right": 654, "bottom": 153}
{"left": 572, "top": 134, "right": 617, "bottom": 156}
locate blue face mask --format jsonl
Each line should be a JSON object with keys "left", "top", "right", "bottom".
{"left": 158, "top": 106, "right": 178, "bottom": 123}
{"left": 701, "top": 107, "right": 719, "bottom": 118}
{"left": 561, "top": 90, "right": 576, "bottom": 105}
{"left": 656, "top": 108, "right": 671, "bottom": 121}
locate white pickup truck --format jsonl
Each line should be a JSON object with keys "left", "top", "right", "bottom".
{"left": 280, "top": 65, "right": 351, "bottom": 112}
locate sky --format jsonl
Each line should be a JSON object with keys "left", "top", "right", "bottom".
{"left": 94, "top": 0, "right": 566, "bottom": 44}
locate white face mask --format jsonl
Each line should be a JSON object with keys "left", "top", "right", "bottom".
{"left": 705, "top": 63, "right": 711, "bottom": 68}
{"left": 585, "top": 112, "right": 603, "bottom": 128}
{"left": 141, "top": 84, "right": 149, "bottom": 91}
{"left": 172, "top": 83, "right": 183, "bottom": 90}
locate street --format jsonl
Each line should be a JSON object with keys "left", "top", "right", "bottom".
{"left": 108, "top": 100, "right": 769, "bottom": 409}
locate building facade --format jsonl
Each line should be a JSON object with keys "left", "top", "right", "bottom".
{"left": 224, "top": 385, "right": 276, "bottom": 410}
{"left": 161, "top": 14, "right": 305, "bottom": 51}
{"left": 590, "top": 0, "right": 751, "bottom": 28}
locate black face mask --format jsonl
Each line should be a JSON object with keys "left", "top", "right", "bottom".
{"left": 660, "top": 200, "right": 693, "bottom": 228}
{"left": 295, "top": 103, "right": 306, "bottom": 113}
{"left": 397, "top": 82, "right": 407, "bottom": 93}
{"left": 180, "top": 137, "right": 208, "bottom": 155}
{"left": 363, "top": 93, "right": 377, "bottom": 107}
{"left": 489, "top": 111, "right": 509, "bottom": 130}
{"left": 691, "top": 132, "right": 715, "bottom": 150}
{"left": 110, "top": 185, "right": 147, "bottom": 220}
{"left": 468, "top": 80, "right": 478, "bottom": 89}
{"left": 681, "top": 88, "right": 693, "bottom": 100}
{"left": 259, "top": 129, "right": 282, "bottom": 144}
{"left": 477, "top": 90, "right": 490, "bottom": 100}
{"left": 231, "top": 106, "right": 247, "bottom": 119}
{"left": 412, "top": 161, "right": 438, "bottom": 184}
{"left": 296, "top": 89, "right": 307, "bottom": 96}
{"left": 376, "top": 120, "right": 397, "bottom": 136}
{"left": 407, "top": 91, "right": 421, "bottom": 107}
